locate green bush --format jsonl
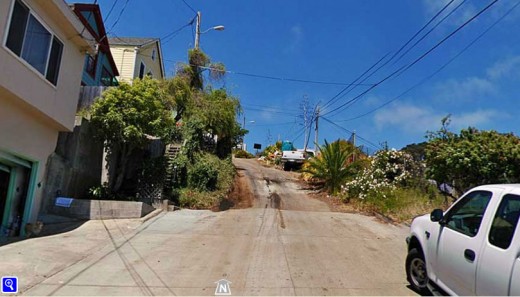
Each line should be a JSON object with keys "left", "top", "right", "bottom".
{"left": 234, "top": 149, "right": 254, "bottom": 159}
{"left": 177, "top": 153, "right": 235, "bottom": 208}
{"left": 188, "top": 156, "right": 219, "bottom": 191}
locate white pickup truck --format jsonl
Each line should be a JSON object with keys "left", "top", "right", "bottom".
{"left": 280, "top": 141, "right": 307, "bottom": 171}
{"left": 406, "top": 184, "right": 520, "bottom": 295}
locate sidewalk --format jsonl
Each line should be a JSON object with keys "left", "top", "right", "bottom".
{"left": 0, "top": 216, "right": 153, "bottom": 294}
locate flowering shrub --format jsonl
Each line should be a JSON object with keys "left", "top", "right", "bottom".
{"left": 342, "top": 149, "right": 417, "bottom": 200}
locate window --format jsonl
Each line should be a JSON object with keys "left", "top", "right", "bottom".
{"left": 443, "top": 191, "right": 492, "bottom": 237}
{"left": 138, "top": 62, "right": 145, "bottom": 79}
{"left": 85, "top": 55, "right": 97, "bottom": 78}
{"left": 147, "top": 70, "right": 153, "bottom": 77}
{"left": 151, "top": 49, "right": 156, "bottom": 61}
{"left": 5, "top": 0, "right": 64, "bottom": 85}
{"left": 489, "top": 194, "right": 520, "bottom": 249}
{"left": 100, "top": 67, "right": 113, "bottom": 86}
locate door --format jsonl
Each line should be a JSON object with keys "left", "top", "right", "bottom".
{"left": 436, "top": 190, "right": 493, "bottom": 296}
{"left": 0, "top": 166, "right": 11, "bottom": 230}
{"left": 477, "top": 193, "right": 520, "bottom": 295}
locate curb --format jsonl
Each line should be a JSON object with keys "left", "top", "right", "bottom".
{"left": 139, "top": 209, "right": 163, "bottom": 223}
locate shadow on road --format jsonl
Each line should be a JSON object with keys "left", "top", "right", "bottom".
{"left": 0, "top": 217, "right": 88, "bottom": 247}
{"left": 406, "top": 284, "right": 433, "bottom": 296}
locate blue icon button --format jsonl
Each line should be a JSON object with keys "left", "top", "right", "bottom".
{"left": 1, "top": 277, "right": 18, "bottom": 294}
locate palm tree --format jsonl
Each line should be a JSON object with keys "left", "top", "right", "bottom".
{"left": 304, "top": 139, "right": 354, "bottom": 195}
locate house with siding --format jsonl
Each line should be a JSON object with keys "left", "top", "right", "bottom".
{"left": 0, "top": 0, "right": 95, "bottom": 236}
{"left": 70, "top": 3, "right": 119, "bottom": 87}
{"left": 108, "top": 37, "right": 165, "bottom": 83}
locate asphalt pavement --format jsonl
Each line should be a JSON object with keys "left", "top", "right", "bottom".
{"left": 0, "top": 158, "right": 415, "bottom": 296}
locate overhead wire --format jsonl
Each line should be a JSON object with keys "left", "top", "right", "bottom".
{"left": 161, "top": 15, "right": 197, "bottom": 45}
{"left": 387, "top": 0, "right": 456, "bottom": 66}
{"left": 103, "top": 0, "right": 120, "bottom": 24}
{"left": 321, "top": 53, "right": 390, "bottom": 110}
{"left": 321, "top": 0, "right": 456, "bottom": 112}
{"left": 107, "top": 0, "right": 131, "bottom": 33}
{"left": 180, "top": 0, "right": 197, "bottom": 14}
{"left": 335, "top": 0, "right": 520, "bottom": 123}
{"left": 321, "top": 0, "right": 500, "bottom": 118}
{"left": 392, "top": 0, "right": 469, "bottom": 66}
{"left": 321, "top": 117, "right": 381, "bottom": 150}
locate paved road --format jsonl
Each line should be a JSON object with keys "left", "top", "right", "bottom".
{"left": 2, "top": 158, "right": 415, "bottom": 296}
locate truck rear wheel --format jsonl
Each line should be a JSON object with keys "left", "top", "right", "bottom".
{"left": 406, "top": 248, "right": 429, "bottom": 294}
{"left": 283, "top": 163, "right": 289, "bottom": 171}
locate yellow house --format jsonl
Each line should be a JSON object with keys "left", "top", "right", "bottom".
{"left": 0, "top": 0, "right": 95, "bottom": 236}
{"left": 108, "top": 37, "right": 165, "bottom": 83}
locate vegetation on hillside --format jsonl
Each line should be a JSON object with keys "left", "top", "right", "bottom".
{"left": 88, "top": 49, "right": 244, "bottom": 208}
{"left": 303, "top": 116, "right": 520, "bottom": 222}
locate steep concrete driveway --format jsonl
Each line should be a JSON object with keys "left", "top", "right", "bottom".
{"left": 4, "top": 159, "right": 414, "bottom": 296}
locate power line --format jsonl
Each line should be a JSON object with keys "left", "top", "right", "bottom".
{"left": 107, "top": 0, "right": 131, "bottom": 33}
{"left": 321, "top": 0, "right": 457, "bottom": 112}
{"left": 336, "top": 0, "right": 520, "bottom": 123}
{"left": 196, "top": 65, "right": 376, "bottom": 86}
{"left": 242, "top": 103, "right": 299, "bottom": 112}
{"left": 104, "top": 0, "right": 120, "bottom": 24}
{"left": 392, "top": 0, "right": 469, "bottom": 66}
{"left": 387, "top": 0, "right": 456, "bottom": 66}
{"left": 243, "top": 107, "right": 298, "bottom": 116}
{"left": 161, "top": 15, "right": 197, "bottom": 45}
{"left": 321, "top": 117, "right": 381, "bottom": 150}
{"left": 321, "top": 0, "right": 500, "bottom": 118}
{"left": 321, "top": 53, "right": 390, "bottom": 110}
{"left": 180, "top": 0, "right": 197, "bottom": 14}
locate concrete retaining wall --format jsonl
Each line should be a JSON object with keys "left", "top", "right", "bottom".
{"left": 49, "top": 198, "right": 155, "bottom": 220}
{"left": 42, "top": 116, "right": 104, "bottom": 213}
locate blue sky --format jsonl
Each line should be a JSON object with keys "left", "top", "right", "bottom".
{"left": 85, "top": 0, "right": 520, "bottom": 153}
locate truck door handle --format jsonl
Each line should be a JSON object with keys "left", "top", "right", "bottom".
{"left": 464, "top": 249, "right": 476, "bottom": 262}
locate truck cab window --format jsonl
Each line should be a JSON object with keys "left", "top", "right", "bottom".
{"left": 443, "top": 191, "right": 492, "bottom": 237}
{"left": 489, "top": 194, "right": 520, "bottom": 249}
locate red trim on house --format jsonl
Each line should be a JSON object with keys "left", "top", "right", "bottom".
{"left": 71, "top": 4, "right": 119, "bottom": 77}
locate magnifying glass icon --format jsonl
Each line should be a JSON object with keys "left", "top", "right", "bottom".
{"left": 4, "top": 279, "right": 14, "bottom": 291}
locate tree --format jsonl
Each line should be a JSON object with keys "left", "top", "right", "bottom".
{"left": 425, "top": 118, "right": 520, "bottom": 195}
{"left": 162, "top": 76, "right": 192, "bottom": 122}
{"left": 184, "top": 88, "right": 244, "bottom": 158}
{"left": 304, "top": 139, "right": 355, "bottom": 195}
{"left": 177, "top": 49, "right": 225, "bottom": 90}
{"left": 90, "top": 78, "right": 175, "bottom": 193}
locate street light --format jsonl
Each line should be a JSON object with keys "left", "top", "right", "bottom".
{"left": 242, "top": 119, "right": 255, "bottom": 151}
{"left": 194, "top": 12, "right": 225, "bottom": 49}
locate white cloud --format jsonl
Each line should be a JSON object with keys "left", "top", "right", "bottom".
{"left": 422, "top": 0, "right": 477, "bottom": 27}
{"left": 433, "top": 55, "right": 520, "bottom": 103}
{"left": 451, "top": 110, "right": 500, "bottom": 130}
{"left": 284, "top": 25, "right": 303, "bottom": 54}
{"left": 374, "top": 103, "right": 500, "bottom": 134}
{"left": 487, "top": 56, "right": 520, "bottom": 80}
{"left": 374, "top": 104, "right": 439, "bottom": 133}
{"left": 434, "top": 76, "right": 496, "bottom": 102}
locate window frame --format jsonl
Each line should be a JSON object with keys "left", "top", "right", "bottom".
{"left": 442, "top": 190, "right": 493, "bottom": 237}
{"left": 488, "top": 194, "right": 520, "bottom": 250}
{"left": 138, "top": 61, "right": 146, "bottom": 79}
{"left": 3, "top": 0, "right": 65, "bottom": 87}
{"left": 85, "top": 54, "right": 97, "bottom": 79}
{"left": 100, "top": 66, "right": 114, "bottom": 86}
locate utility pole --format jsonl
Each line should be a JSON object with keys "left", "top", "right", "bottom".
{"left": 314, "top": 106, "right": 320, "bottom": 152}
{"left": 242, "top": 116, "right": 246, "bottom": 151}
{"left": 194, "top": 12, "right": 201, "bottom": 49}
{"left": 194, "top": 12, "right": 224, "bottom": 49}
{"left": 352, "top": 130, "right": 356, "bottom": 162}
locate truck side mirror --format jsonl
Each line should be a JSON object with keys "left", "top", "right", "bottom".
{"left": 430, "top": 209, "right": 444, "bottom": 222}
